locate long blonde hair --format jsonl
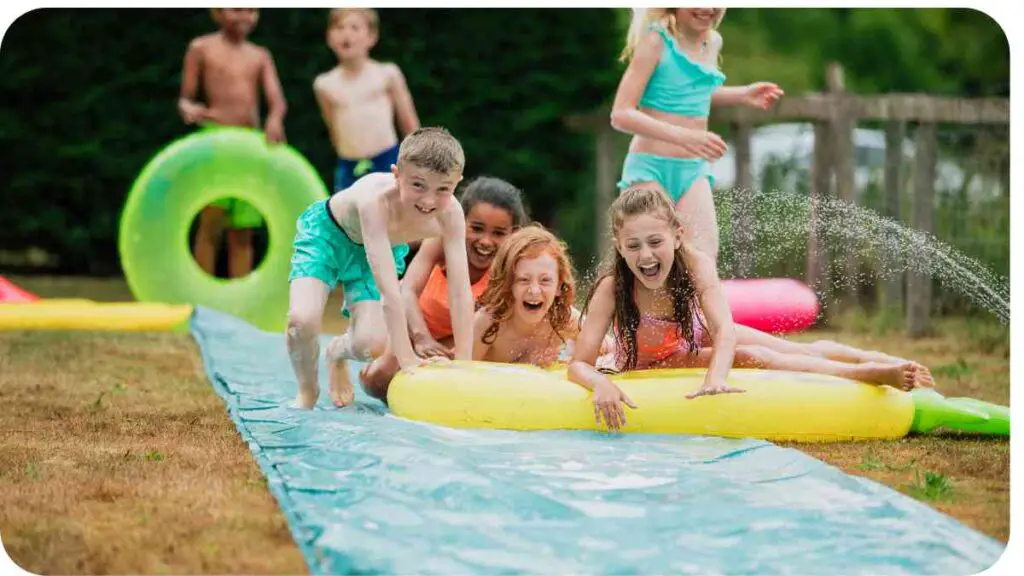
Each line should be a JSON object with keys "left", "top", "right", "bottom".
{"left": 620, "top": 8, "right": 726, "bottom": 62}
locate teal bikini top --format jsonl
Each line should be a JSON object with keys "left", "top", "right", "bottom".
{"left": 639, "top": 24, "right": 726, "bottom": 117}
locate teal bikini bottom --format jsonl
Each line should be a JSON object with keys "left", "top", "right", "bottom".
{"left": 617, "top": 152, "right": 716, "bottom": 203}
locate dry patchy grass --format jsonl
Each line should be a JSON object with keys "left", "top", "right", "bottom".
{"left": 0, "top": 276, "right": 1010, "bottom": 575}
{"left": 0, "top": 330, "right": 306, "bottom": 574}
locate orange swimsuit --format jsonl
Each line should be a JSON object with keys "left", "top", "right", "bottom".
{"left": 418, "top": 265, "right": 490, "bottom": 340}
{"left": 615, "top": 304, "right": 705, "bottom": 370}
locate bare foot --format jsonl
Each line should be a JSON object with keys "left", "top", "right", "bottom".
{"left": 858, "top": 361, "right": 921, "bottom": 391}
{"left": 328, "top": 359, "right": 355, "bottom": 407}
{"left": 917, "top": 364, "right": 936, "bottom": 388}
{"left": 292, "top": 386, "right": 320, "bottom": 410}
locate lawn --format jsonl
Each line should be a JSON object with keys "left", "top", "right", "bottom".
{"left": 0, "top": 275, "right": 1009, "bottom": 573}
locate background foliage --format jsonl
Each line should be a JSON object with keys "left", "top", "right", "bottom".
{"left": 0, "top": 8, "right": 1009, "bottom": 308}
{"left": 0, "top": 8, "right": 622, "bottom": 274}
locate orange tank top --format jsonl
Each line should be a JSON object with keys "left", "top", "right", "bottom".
{"left": 419, "top": 265, "right": 490, "bottom": 339}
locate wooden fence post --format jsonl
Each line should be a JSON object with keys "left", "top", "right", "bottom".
{"left": 827, "top": 63, "right": 859, "bottom": 309}
{"left": 882, "top": 120, "right": 905, "bottom": 312}
{"left": 731, "top": 120, "right": 754, "bottom": 278}
{"left": 807, "top": 120, "right": 833, "bottom": 310}
{"left": 594, "top": 127, "right": 616, "bottom": 258}
{"left": 907, "top": 122, "right": 937, "bottom": 338}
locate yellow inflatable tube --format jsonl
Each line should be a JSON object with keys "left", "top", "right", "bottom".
{"left": 0, "top": 300, "right": 193, "bottom": 332}
{"left": 388, "top": 361, "right": 915, "bottom": 442}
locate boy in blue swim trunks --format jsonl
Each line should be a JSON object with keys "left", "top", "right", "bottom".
{"left": 287, "top": 127, "right": 474, "bottom": 410}
{"left": 179, "top": 8, "right": 288, "bottom": 278}
{"left": 313, "top": 8, "right": 420, "bottom": 194}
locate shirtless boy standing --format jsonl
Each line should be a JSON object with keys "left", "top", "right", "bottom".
{"left": 313, "top": 8, "right": 420, "bottom": 194}
{"left": 178, "top": 8, "right": 288, "bottom": 278}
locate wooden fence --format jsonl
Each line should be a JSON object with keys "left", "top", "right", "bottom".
{"left": 564, "top": 63, "right": 1008, "bottom": 336}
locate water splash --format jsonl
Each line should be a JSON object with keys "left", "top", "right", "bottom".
{"left": 716, "top": 187, "right": 1009, "bottom": 324}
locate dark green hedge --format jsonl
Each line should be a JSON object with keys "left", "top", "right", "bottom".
{"left": 0, "top": 8, "right": 622, "bottom": 274}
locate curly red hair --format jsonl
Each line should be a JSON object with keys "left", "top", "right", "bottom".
{"left": 478, "top": 224, "right": 576, "bottom": 345}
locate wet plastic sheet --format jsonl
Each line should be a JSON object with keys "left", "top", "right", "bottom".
{"left": 190, "top": 307, "right": 1004, "bottom": 575}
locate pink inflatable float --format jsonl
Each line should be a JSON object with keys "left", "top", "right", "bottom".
{"left": 721, "top": 277, "right": 819, "bottom": 334}
{"left": 0, "top": 276, "right": 39, "bottom": 303}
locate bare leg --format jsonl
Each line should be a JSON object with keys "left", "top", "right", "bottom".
{"left": 803, "top": 338, "right": 910, "bottom": 365}
{"left": 721, "top": 325, "right": 909, "bottom": 365}
{"left": 359, "top": 346, "right": 400, "bottom": 402}
{"left": 674, "top": 177, "right": 719, "bottom": 263}
{"left": 359, "top": 335, "right": 452, "bottom": 401}
{"left": 649, "top": 345, "right": 931, "bottom": 391}
{"left": 325, "top": 300, "right": 389, "bottom": 407}
{"left": 286, "top": 278, "right": 331, "bottom": 409}
{"left": 732, "top": 345, "right": 928, "bottom": 391}
{"left": 226, "top": 228, "right": 255, "bottom": 278}
{"left": 193, "top": 206, "right": 226, "bottom": 275}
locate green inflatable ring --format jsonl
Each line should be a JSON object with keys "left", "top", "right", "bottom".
{"left": 119, "top": 126, "right": 329, "bottom": 332}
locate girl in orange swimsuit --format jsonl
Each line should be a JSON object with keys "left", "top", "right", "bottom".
{"left": 569, "top": 185, "right": 933, "bottom": 431}
{"left": 358, "top": 176, "right": 529, "bottom": 400}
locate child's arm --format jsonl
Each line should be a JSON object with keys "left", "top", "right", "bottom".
{"left": 399, "top": 237, "right": 450, "bottom": 358}
{"left": 610, "top": 32, "right": 726, "bottom": 160}
{"left": 707, "top": 32, "right": 784, "bottom": 109}
{"left": 358, "top": 196, "right": 419, "bottom": 371}
{"left": 178, "top": 39, "right": 208, "bottom": 124}
{"left": 438, "top": 203, "right": 474, "bottom": 361}
{"left": 566, "top": 307, "right": 613, "bottom": 355}
{"left": 260, "top": 49, "right": 288, "bottom": 143}
{"left": 567, "top": 278, "right": 636, "bottom": 431}
{"left": 471, "top": 307, "right": 495, "bottom": 361}
{"left": 681, "top": 241, "right": 743, "bottom": 399}
{"left": 712, "top": 84, "right": 784, "bottom": 109}
{"left": 386, "top": 63, "right": 420, "bottom": 137}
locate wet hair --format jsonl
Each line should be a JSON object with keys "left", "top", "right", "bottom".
{"left": 478, "top": 225, "right": 576, "bottom": 346}
{"left": 581, "top": 185, "right": 706, "bottom": 372}
{"left": 329, "top": 8, "right": 378, "bottom": 33}
{"left": 397, "top": 127, "right": 465, "bottom": 174}
{"left": 459, "top": 176, "right": 530, "bottom": 228}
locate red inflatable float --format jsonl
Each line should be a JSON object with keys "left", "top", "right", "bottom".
{"left": 721, "top": 277, "right": 819, "bottom": 334}
{"left": 0, "top": 276, "right": 39, "bottom": 303}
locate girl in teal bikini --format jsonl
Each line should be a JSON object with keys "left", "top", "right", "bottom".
{"left": 611, "top": 8, "right": 784, "bottom": 261}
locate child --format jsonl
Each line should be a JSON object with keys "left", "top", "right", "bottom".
{"left": 472, "top": 225, "right": 614, "bottom": 367}
{"left": 405, "top": 176, "right": 530, "bottom": 357}
{"left": 611, "top": 8, "right": 783, "bottom": 261}
{"left": 313, "top": 8, "right": 420, "bottom": 194}
{"left": 357, "top": 176, "right": 530, "bottom": 399}
{"left": 569, "top": 186, "right": 934, "bottom": 430}
{"left": 179, "top": 8, "right": 288, "bottom": 278}
{"left": 286, "top": 127, "right": 473, "bottom": 410}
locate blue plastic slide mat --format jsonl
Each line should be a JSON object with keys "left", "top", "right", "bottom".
{"left": 190, "top": 306, "right": 1004, "bottom": 575}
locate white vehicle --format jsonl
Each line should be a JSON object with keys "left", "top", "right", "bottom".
{"left": 710, "top": 122, "right": 1001, "bottom": 201}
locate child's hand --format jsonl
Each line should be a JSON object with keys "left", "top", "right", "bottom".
{"left": 412, "top": 333, "right": 453, "bottom": 360}
{"left": 743, "top": 82, "right": 784, "bottom": 110}
{"left": 675, "top": 128, "right": 728, "bottom": 161}
{"left": 264, "top": 117, "right": 286, "bottom": 144}
{"left": 592, "top": 379, "right": 637, "bottom": 431}
{"left": 398, "top": 354, "right": 448, "bottom": 373}
{"left": 685, "top": 378, "right": 745, "bottom": 400}
{"left": 398, "top": 356, "right": 425, "bottom": 373}
{"left": 179, "top": 101, "right": 209, "bottom": 125}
